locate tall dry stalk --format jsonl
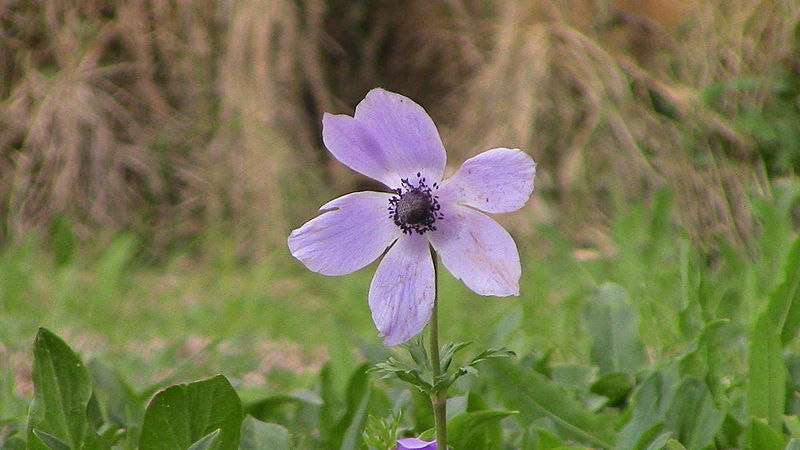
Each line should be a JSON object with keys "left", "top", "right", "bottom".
{"left": 0, "top": 0, "right": 797, "bottom": 253}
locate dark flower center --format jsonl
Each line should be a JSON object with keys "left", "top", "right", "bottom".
{"left": 388, "top": 173, "right": 443, "bottom": 235}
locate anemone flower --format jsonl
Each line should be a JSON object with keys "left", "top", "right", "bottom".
{"left": 288, "top": 88, "right": 535, "bottom": 345}
{"left": 396, "top": 437, "right": 437, "bottom": 450}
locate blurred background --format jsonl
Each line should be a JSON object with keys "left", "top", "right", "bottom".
{"left": 1, "top": 0, "right": 800, "bottom": 395}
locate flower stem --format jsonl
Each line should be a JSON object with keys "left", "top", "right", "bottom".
{"left": 429, "top": 247, "right": 447, "bottom": 448}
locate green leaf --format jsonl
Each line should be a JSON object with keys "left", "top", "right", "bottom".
{"left": 86, "top": 358, "right": 142, "bottom": 433}
{"left": 27, "top": 328, "right": 108, "bottom": 450}
{"left": 748, "top": 418, "right": 785, "bottom": 450}
{"left": 748, "top": 313, "right": 787, "bottom": 430}
{"left": 439, "top": 341, "right": 472, "bottom": 372}
{"left": 534, "top": 427, "right": 565, "bottom": 449}
{"left": 402, "top": 335, "right": 430, "bottom": 371}
{"left": 590, "top": 372, "right": 635, "bottom": 405}
{"left": 31, "top": 429, "right": 70, "bottom": 450}
{"left": 244, "top": 389, "right": 322, "bottom": 422}
{"left": 585, "top": 283, "right": 647, "bottom": 374}
{"left": 328, "top": 363, "right": 370, "bottom": 450}
{"left": 239, "top": 417, "right": 292, "bottom": 450}
{"left": 642, "top": 432, "right": 673, "bottom": 450}
{"left": 662, "top": 378, "right": 725, "bottom": 449}
{"left": 187, "top": 429, "right": 220, "bottom": 450}
{"left": 617, "top": 368, "right": 677, "bottom": 450}
{"left": 489, "top": 359, "right": 615, "bottom": 448}
{"left": 139, "top": 375, "right": 243, "bottom": 450}
{"left": 663, "top": 439, "right": 687, "bottom": 450}
{"left": 766, "top": 234, "right": 800, "bottom": 345}
{"left": 432, "top": 347, "right": 516, "bottom": 395}
{"left": 370, "top": 358, "right": 432, "bottom": 394}
{"left": 448, "top": 410, "right": 517, "bottom": 450}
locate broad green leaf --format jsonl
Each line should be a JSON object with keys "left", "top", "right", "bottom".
{"left": 663, "top": 439, "right": 687, "bottom": 450}
{"left": 534, "top": 427, "right": 565, "bottom": 449}
{"left": 239, "top": 417, "right": 291, "bottom": 450}
{"left": 590, "top": 372, "right": 634, "bottom": 405}
{"left": 748, "top": 313, "right": 787, "bottom": 430}
{"left": 244, "top": 389, "right": 323, "bottom": 422}
{"left": 32, "top": 429, "right": 70, "bottom": 450}
{"left": 86, "top": 359, "right": 142, "bottom": 430}
{"left": 187, "top": 429, "right": 220, "bottom": 450}
{"left": 464, "top": 392, "right": 502, "bottom": 447}
{"left": 27, "top": 328, "right": 108, "bottom": 450}
{"left": 448, "top": 410, "right": 517, "bottom": 450}
{"left": 1, "top": 436, "right": 25, "bottom": 450}
{"left": 328, "top": 363, "right": 370, "bottom": 450}
{"left": 766, "top": 235, "right": 800, "bottom": 345}
{"left": 617, "top": 368, "right": 677, "bottom": 450}
{"left": 489, "top": 359, "right": 615, "bottom": 448}
{"left": 585, "top": 283, "right": 647, "bottom": 374}
{"left": 748, "top": 418, "right": 785, "bottom": 450}
{"left": 139, "top": 375, "right": 243, "bottom": 450}
{"left": 662, "top": 378, "right": 724, "bottom": 449}
{"left": 643, "top": 432, "right": 673, "bottom": 450}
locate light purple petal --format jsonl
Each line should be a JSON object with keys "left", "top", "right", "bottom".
{"left": 439, "top": 147, "right": 536, "bottom": 214}
{"left": 369, "top": 233, "right": 435, "bottom": 346}
{"left": 397, "top": 438, "right": 437, "bottom": 450}
{"left": 322, "top": 88, "right": 446, "bottom": 188}
{"left": 288, "top": 191, "right": 400, "bottom": 276}
{"left": 429, "top": 203, "right": 521, "bottom": 296}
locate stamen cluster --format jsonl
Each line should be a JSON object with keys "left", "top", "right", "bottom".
{"left": 388, "top": 173, "right": 443, "bottom": 235}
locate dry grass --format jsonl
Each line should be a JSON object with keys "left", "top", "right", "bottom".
{"left": 1, "top": 0, "right": 798, "bottom": 253}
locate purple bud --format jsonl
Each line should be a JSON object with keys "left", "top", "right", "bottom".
{"left": 397, "top": 437, "right": 437, "bottom": 450}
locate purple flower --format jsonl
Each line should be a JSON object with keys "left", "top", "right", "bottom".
{"left": 288, "top": 88, "right": 536, "bottom": 345}
{"left": 396, "top": 437, "right": 437, "bottom": 450}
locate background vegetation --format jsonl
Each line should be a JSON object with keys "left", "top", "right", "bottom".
{"left": 2, "top": 0, "right": 800, "bottom": 448}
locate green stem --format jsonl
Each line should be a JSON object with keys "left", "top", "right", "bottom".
{"left": 429, "top": 247, "right": 447, "bottom": 448}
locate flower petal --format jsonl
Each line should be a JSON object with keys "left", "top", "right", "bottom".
{"left": 397, "top": 438, "right": 437, "bottom": 450}
{"left": 439, "top": 148, "right": 536, "bottom": 214}
{"left": 429, "top": 203, "right": 521, "bottom": 296}
{"left": 288, "top": 191, "right": 400, "bottom": 276}
{"left": 322, "top": 88, "right": 446, "bottom": 188}
{"left": 369, "top": 233, "right": 434, "bottom": 346}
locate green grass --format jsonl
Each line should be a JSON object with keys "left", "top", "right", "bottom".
{"left": 1, "top": 182, "right": 800, "bottom": 448}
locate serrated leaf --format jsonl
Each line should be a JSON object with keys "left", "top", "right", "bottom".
{"left": 489, "top": 359, "right": 614, "bottom": 448}
{"left": 432, "top": 347, "right": 516, "bottom": 395}
{"left": 139, "top": 375, "right": 243, "bottom": 450}
{"left": 748, "top": 313, "right": 787, "bottom": 430}
{"left": 448, "top": 410, "right": 517, "bottom": 450}
{"left": 585, "top": 283, "right": 647, "bottom": 374}
{"left": 440, "top": 341, "right": 472, "bottom": 372}
{"left": 370, "top": 359, "right": 432, "bottom": 393}
{"left": 766, "top": 235, "right": 800, "bottom": 345}
{"left": 187, "top": 429, "right": 220, "bottom": 450}
{"left": 402, "top": 336, "right": 430, "bottom": 370}
{"left": 239, "top": 417, "right": 292, "bottom": 450}
{"left": 27, "top": 328, "right": 108, "bottom": 450}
